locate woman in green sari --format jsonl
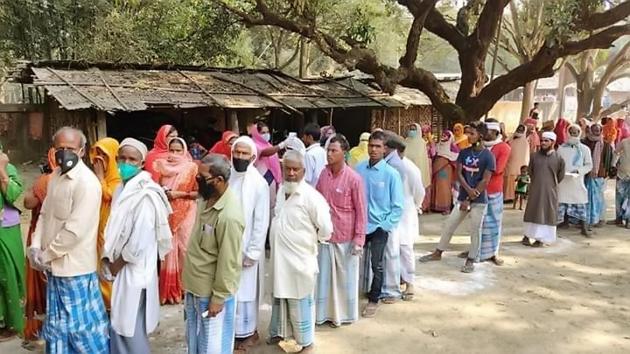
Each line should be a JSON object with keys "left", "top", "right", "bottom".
{"left": 0, "top": 145, "right": 25, "bottom": 341}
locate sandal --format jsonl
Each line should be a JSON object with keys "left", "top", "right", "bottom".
{"left": 461, "top": 263, "right": 475, "bottom": 273}
{"left": 419, "top": 253, "right": 441, "bottom": 263}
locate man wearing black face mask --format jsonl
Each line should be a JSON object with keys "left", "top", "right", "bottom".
{"left": 227, "top": 136, "right": 270, "bottom": 349}
{"left": 29, "top": 126, "right": 109, "bottom": 353}
{"left": 182, "top": 154, "right": 244, "bottom": 354}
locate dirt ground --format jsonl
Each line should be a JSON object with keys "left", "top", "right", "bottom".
{"left": 1, "top": 167, "right": 629, "bottom": 354}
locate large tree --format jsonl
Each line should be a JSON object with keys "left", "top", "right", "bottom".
{"left": 217, "top": 0, "right": 630, "bottom": 123}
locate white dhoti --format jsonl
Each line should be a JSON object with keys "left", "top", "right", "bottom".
{"left": 380, "top": 226, "right": 402, "bottom": 299}
{"left": 315, "top": 242, "right": 359, "bottom": 326}
{"left": 399, "top": 198, "right": 420, "bottom": 284}
{"left": 523, "top": 222, "right": 557, "bottom": 244}
{"left": 235, "top": 260, "right": 264, "bottom": 338}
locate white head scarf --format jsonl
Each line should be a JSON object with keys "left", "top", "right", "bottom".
{"left": 231, "top": 135, "right": 258, "bottom": 164}
{"left": 120, "top": 138, "right": 148, "bottom": 161}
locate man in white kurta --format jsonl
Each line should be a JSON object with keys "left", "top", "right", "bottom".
{"left": 268, "top": 150, "right": 333, "bottom": 352}
{"left": 398, "top": 151, "right": 425, "bottom": 300}
{"left": 101, "top": 138, "right": 173, "bottom": 354}
{"left": 557, "top": 124, "right": 593, "bottom": 237}
{"left": 229, "top": 136, "right": 270, "bottom": 350}
{"left": 302, "top": 123, "right": 327, "bottom": 186}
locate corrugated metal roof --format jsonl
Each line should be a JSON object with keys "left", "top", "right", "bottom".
{"left": 23, "top": 65, "right": 404, "bottom": 112}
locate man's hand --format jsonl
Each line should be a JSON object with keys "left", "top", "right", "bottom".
{"left": 242, "top": 256, "right": 256, "bottom": 268}
{"left": 351, "top": 244, "right": 363, "bottom": 256}
{"left": 28, "top": 247, "right": 50, "bottom": 272}
{"left": 109, "top": 257, "right": 126, "bottom": 276}
{"left": 459, "top": 200, "right": 471, "bottom": 211}
{"left": 207, "top": 302, "right": 224, "bottom": 318}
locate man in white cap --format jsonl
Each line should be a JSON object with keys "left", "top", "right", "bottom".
{"left": 522, "top": 131, "right": 566, "bottom": 246}
{"left": 101, "top": 138, "right": 173, "bottom": 354}
{"left": 229, "top": 136, "right": 270, "bottom": 352}
{"left": 557, "top": 124, "right": 593, "bottom": 237}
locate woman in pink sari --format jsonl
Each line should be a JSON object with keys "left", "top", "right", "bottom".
{"left": 154, "top": 137, "right": 198, "bottom": 304}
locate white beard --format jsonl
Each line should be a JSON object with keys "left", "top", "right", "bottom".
{"left": 284, "top": 181, "right": 300, "bottom": 194}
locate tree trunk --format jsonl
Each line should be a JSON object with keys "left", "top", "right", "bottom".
{"left": 555, "top": 64, "right": 568, "bottom": 119}
{"left": 576, "top": 86, "right": 593, "bottom": 120}
{"left": 299, "top": 38, "right": 307, "bottom": 78}
{"left": 520, "top": 81, "right": 535, "bottom": 122}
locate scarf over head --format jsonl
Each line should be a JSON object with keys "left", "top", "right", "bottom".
{"left": 120, "top": 138, "right": 148, "bottom": 161}
{"left": 453, "top": 123, "right": 470, "bottom": 149}
{"left": 89, "top": 137, "right": 122, "bottom": 190}
{"left": 563, "top": 124, "right": 584, "bottom": 166}
{"left": 249, "top": 124, "right": 282, "bottom": 183}
{"left": 617, "top": 118, "right": 630, "bottom": 143}
{"left": 145, "top": 125, "right": 174, "bottom": 181}
{"left": 405, "top": 123, "right": 431, "bottom": 188}
{"left": 553, "top": 118, "right": 570, "bottom": 146}
{"left": 602, "top": 118, "right": 618, "bottom": 145}
{"left": 348, "top": 132, "right": 370, "bottom": 167}
{"left": 436, "top": 131, "right": 459, "bottom": 161}
{"left": 585, "top": 123, "right": 604, "bottom": 176}
{"left": 153, "top": 137, "right": 195, "bottom": 190}
{"left": 210, "top": 131, "right": 238, "bottom": 158}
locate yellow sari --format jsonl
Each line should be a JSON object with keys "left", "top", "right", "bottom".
{"left": 89, "top": 138, "right": 122, "bottom": 309}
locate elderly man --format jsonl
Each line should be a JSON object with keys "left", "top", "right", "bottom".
{"left": 315, "top": 134, "right": 367, "bottom": 327}
{"left": 612, "top": 133, "right": 630, "bottom": 228}
{"left": 523, "top": 132, "right": 565, "bottom": 246}
{"left": 582, "top": 123, "right": 613, "bottom": 229}
{"left": 391, "top": 140, "right": 425, "bottom": 300}
{"left": 479, "top": 119, "right": 511, "bottom": 265}
{"left": 101, "top": 138, "right": 173, "bottom": 354}
{"left": 355, "top": 131, "right": 404, "bottom": 317}
{"left": 557, "top": 124, "right": 593, "bottom": 237}
{"left": 29, "top": 127, "right": 109, "bottom": 353}
{"left": 229, "top": 136, "right": 270, "bottom": 352}
{"left": 182, "top": 154, "right": 244, "bottom": 354}
{"left": 268, "top": 150, "right": 333, "bottom": 353}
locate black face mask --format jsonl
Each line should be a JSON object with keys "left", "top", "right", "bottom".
{"left": 196, "top": 175, "right": 216, "bottom": 200}
{"left": 232, "top": 157, "right": 250, "bottom": 173}
{"left": 55, "top": 149, "right": 80, "bottom": 175}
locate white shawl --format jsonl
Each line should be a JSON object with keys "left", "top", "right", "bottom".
{"left": 102, "top": 171, "right": 173, "bottom": 262}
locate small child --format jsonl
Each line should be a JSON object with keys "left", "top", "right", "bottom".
{"left": 188, "top": 137, "right": 207, "bottom": 161}
{"left": 514, "top": 165, "right": 530, "bottom": 210}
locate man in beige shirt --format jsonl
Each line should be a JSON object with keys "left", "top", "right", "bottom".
{"left": 29, "top": 127, "right": 109, "bottom": 353}
{"left": 182, "top": 154, "right": 244, "bottom": 354}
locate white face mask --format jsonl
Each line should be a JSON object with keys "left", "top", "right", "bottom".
{"left": 284, "top": 181, "right": 300, "bottom": 194}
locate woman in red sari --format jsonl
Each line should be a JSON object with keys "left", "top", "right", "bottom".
{"left": 21, "top": 148, "right": 56, "bottom": 350}
{"left": 209, "top": 130, "right": 238, "bottom": 158}
{"left": 145, "top": 124, "right": 179, "bottom": 182}
{"left": 431, "top": 131, "right": 459, "bottom": 214}
{"left": 154, "top": 137, "right": 198, "bottom": 304}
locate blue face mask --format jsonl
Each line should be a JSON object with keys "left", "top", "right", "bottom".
{"left": 262, "top": 133, "right": 271, "bottom": 142}
{"left": 118, "top": 162, "right": 141, "bottom": 182}
{"left": 407, "top": 130, "right": 418, "bottom": 138}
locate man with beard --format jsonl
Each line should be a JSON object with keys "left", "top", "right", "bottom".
{"left": 582, "top": 123, "right": 614, "bottom": 229}
{"left": 557, "top": 124, "right": 593, "bottom": 237}
{"left": 182, "top": 154, "right": 244, "bottom": 354}
{"left": 522, "top": 132, "right": 565, "bottom": 246}
{"left": 267, "top": 150, "right": 333, "bottom": 353}
{"left": 228, "top": 136, "right": 270, "bottom": 352}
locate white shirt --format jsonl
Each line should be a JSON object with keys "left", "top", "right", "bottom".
{"left": 399, "top": 157, "right": 425, "bottom": 246}
{"left": 270, "top": 181, "right": 333, "bottom": 299}
{"left": 304, "top": 143, "right": 327, "bottom": 186}
{"left": 229, "top": 165, "right": 270, "bottom": 302}
{"left": 32, "top": 161, "right": 102, "bottom": 277}
{"left": 557, "top": 142, "right": 593, "bottom": 204}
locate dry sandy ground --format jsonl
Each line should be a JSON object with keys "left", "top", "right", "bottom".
{"left": 1, "top": 168, "right": 629, "bottom": 354}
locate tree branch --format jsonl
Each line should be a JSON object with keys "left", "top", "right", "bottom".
{"left": 600, "top": 98, "right": 630, "bottom": 118}
{"left": 470, "top": 0, "right": 509, "bottom": 51}
{"left": 565, "top": 61, "right": 579, "bottom": 81}
{"left": 399, "top": 0, "right": 439, "bottom": 68}
{"left": 576, "top": 1, "right": 630, "bottom": 32}
{"left": 424, "top": 8, "right": 467, "bottom": 52}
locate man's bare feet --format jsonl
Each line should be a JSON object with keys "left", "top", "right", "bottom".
{"left": 402, "top": 283, "right": 415, "bottom": 301}
{"left": 419, "top": 251, "right": 442, "bottom": 262}
{"left": 300, "top": 345, "right": 315, "bottom": 353}
{"left": 266, "top": 336, "right": 283, "bottom": 345}
{"left": 362, "top": 302, "right": 379, "bottom": 318}
{"left": 521, "top": 236, "right": 531, "bottom": 246}
{"left": 488, "top": 256, "right": 504, "bottom": 266}
{"left": 531, "top": 240, "right": 544, "bottom": 247}
{"left": 235, "top": 332, "right": 260, "bottom": 353}
{"left": 461, "top": 259, "right": 475, "bottom": 273}
{"left": 381, "top": 297, "right": 397, "bottom": 304}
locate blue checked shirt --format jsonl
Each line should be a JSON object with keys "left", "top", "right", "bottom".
{"left": 356, "top": 159, "right": 404, "bottom": 234}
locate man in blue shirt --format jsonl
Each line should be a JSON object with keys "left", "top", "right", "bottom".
{"left": 355, "top": 131, "right": 404, "bottom": 317}
{"left": 420, "top": 121, "right": 496, "bottom": 273}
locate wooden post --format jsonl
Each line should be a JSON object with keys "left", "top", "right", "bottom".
{"left": 229, "top": 110, "right": 239, "bottom": 133}
{"left": 96, "top": 111, "right": 107, "bottom": 139}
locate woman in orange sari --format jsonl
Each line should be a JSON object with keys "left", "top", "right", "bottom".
{"left": 89, "top": 138, "right": 121, "bottom": 309}
{"left": 155, "top": 137, "right": 198, "bottom": 304}
{"left": 431, "top": 131, "right": 459, "bottom": 214}
{"left": 21, "top": 148, "right": 56, "bottom": 350}
{"left": 453, "top": 123, "right": 471, "bottom": 150}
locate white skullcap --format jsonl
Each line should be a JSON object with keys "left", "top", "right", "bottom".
{"left": 542, "top": 131, "right": 557, "bottom": 141}
{"left": 231, "top": 135, "right": 257, "bottom": 163}
{"left": 486, "top": 122, "right": 501, "bottom": 132}
{"left": 285, "top": 136, "right": 306, "bottom": 155}
{"left": 119, "top": 138, "right": 148, "bottom": 161}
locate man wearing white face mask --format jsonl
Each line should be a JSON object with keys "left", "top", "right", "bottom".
{"left": 557, "top": 124, "right": 593, "bottom": 237}
{"left": 29, "top": 126, "right": 108, "bottom": 353}
{"left": 229, "top": 136, "right": 270, "bottom": 352}
{"left": 268, "top": 150, "right": 333, "bottom": 353}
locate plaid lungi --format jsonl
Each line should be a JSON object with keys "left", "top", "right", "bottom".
{"left": 42, "top": 272, "right": 109, "bottom": 354}
{"left": 185, "top": 292, "right": 236, "bottom": 354}
{"left": 269, "top": 295, "right": 314, "bottom": 348}
{"left": 558, "top": 203, "right": 587, "bottom": 223}
{"left": 479, "top": 193, "right": 504, "bottom": 261}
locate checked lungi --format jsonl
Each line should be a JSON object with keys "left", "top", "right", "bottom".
{"left": 315, "top": 243, "right": 359, "bottom": 326}
{"left": 586, "top": 176, "right": 606, "bottom": 225}
{"left": 269, "top": 295, "right": 315, "bottom": 348}
{"left": 185, "top": 292, "right": 236, "bottom": 354}
{"left": 42, "top": 272, "right": 109, "bottom": 354}
{"left": 479, "top": 192, "right": 503, "bottom": 261}
{"left": 558, "top": 203, "right": 587, "bottom": 223}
